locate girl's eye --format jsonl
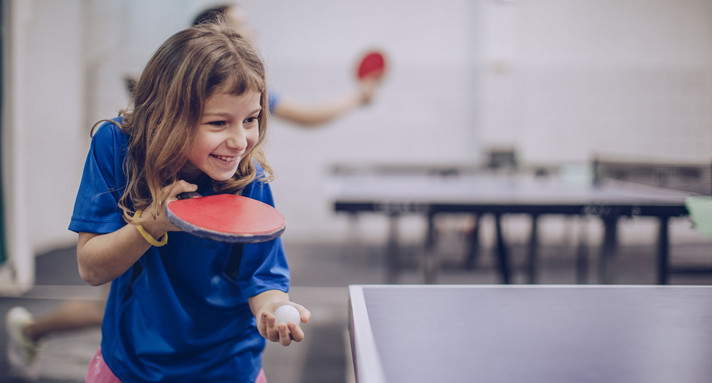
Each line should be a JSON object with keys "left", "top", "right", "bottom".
{"left": 208, "top": 120, "right": 227, "bottom": 127}
{"left": 244, "top": 116, "right": 260, "bottom": 125}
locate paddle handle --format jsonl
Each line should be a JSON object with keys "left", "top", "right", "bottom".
{"left": 177, "top": 192, "right": 202, "bottom": 200}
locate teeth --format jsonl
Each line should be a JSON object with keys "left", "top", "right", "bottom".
{"left": 213, "top": 155, "right": 235, "bottom": 162}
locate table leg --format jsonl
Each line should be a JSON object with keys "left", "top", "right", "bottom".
{"left": 386, "top": 213, "right": 400, "bottom": 283}
{"left": 423, "top": 211, "right": 439, "bottom": 284}
{"left": 465, "top": 215, "right": 481, "bottom": 269}
{"left": 347, "top": 213, "right": 363, "bottom": 268}
{"left": 598, "top": 216, "right": 619, "bottom": 284}
{"left": 657, "top": 216, "right": 670, "bottom": 285}
{"left": 495, "top": 213, "right": 511, "bottom": 284}
{"left": 576, "top": 217, "right": 589, "bottom": 284}
{"left": 424, "top": 211, "right": 436, "bottom": 250}
{"left": 527, "top": 214, "right": 539, "bottom": 284}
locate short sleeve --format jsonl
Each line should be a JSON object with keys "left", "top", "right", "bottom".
{"left": 68, "top": 121, "right": 129, "bottom": 234}
{"left": 235, "top": 169, "right": 290, "bottom": 297}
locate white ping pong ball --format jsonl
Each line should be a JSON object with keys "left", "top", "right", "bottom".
{"left": 274, "top": 304, "right": 300, "bottom": 326}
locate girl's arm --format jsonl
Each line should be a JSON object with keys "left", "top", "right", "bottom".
{"left": 77, "top": 181, "right": 196, "bottom": 286}
{"left": 77, "top": 225, "right": 155, "bottom": 286}
{"left": 249, "top": 290, "right": 311, "bottom": 346}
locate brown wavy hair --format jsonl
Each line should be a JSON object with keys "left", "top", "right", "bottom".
{"left": 94, "top": 19, "right": 272, "bottom": 224}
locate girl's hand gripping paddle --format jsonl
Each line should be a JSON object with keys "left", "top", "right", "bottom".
{"left": 166, "top": 193, "right": 286, "bottom": 243}
{"left": 356, "top": 50, "right": 386, "bottom": 80}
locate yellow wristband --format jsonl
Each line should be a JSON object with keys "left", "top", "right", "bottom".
{"left": 134, "top": 210, "right": 168, "bottom": 247}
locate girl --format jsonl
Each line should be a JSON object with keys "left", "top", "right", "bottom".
{"left": 69, "top": 20, "right": 309, "bottom": 382}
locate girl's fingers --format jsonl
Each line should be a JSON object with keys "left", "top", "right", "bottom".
{"left": 288, "top": 323, "right": 304, "bottom": 342}
{"left": 259, "top": 313, "right": 269, "bottom": 338}
{"left": 145, "top": 180, "right": 198, "bottom": 231}
{"left": 163, "top": 180, "right": 198, "bottom": 201}
{"left": 297, "top": 307, "right": 312, "bottom": 324}
{"left": 265, "top": 316, "right": 279, "bottom": 342}
{"left": 277, "top": 323, "right": 292, "bottom": 346}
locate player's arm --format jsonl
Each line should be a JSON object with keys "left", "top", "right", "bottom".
{"left": 271, "top": 79, "right": 379, "bottom": 127}
{"left": 76, "top": 220, "right": 163, "bottom": 286}
{"left": 77, "top": 181, "right": 196, "bottom": 286}
{"left": 249, "top": 290, "right": 311, "bottom": 346}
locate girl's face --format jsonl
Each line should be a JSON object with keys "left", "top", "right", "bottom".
{"left": 182, "top": 90, "right": 261, "bottom": 182}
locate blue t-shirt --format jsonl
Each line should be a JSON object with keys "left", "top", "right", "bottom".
{"left": 69, "top": 120, "right": 290, "bottom": 382}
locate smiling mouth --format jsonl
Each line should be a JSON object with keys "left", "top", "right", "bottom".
{"left": 211, "top": 154, "right": 238, "bottom": 162}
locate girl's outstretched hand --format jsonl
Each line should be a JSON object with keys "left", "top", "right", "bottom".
{"left": 256, "top": 301, "right": 311, "bottom": 346}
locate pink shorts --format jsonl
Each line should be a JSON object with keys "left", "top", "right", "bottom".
{"left": 86, "top": 348, "right": 268, "bottom": 383}
{"left": 86, "top": 349, "right": 121, "bottom": 383}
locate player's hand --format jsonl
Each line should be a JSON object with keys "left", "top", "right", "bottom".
{"left": 357, "top": 77, "right": 380, "bottom": 105}
{"left": 141, "top": 180, "right": 198, "bottom": 232}
{"left": 257, "top": 301, "right": 311, "bottom": 346}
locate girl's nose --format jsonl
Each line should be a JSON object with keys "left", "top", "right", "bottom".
{"left": 226, "top": 126, "right": 247, "bottom": 150}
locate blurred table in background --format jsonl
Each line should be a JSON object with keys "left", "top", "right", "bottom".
{"left": 329, "top": 159, "right": 703, "bottom": 284}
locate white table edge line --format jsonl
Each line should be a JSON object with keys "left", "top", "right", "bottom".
{"left": 349, "top": 285, "right": 387, "bottom": 383}
{"left": 353, "top": 284, "right": 712, "bottom": 290}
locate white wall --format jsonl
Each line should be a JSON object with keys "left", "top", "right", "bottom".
{"left": 479, "top": 0, "right": 712, "bottom": 163}
{"left": 2, "top": 0, "right": 711, "bottom": 287}
{"left": 1, "top": 0, "right": 84, "bottom": 291}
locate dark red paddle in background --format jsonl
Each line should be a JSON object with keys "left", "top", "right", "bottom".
{"left": 357, "top": 50, "right": 386, "bottom": 80}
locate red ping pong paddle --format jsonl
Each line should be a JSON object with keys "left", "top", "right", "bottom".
{"left": 166, "top": 193, "right": 286, "bottom": 243}
{"left": 357, "top": 50, "right": 386, "bottom": 80}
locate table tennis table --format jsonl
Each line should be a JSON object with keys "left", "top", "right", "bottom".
{"left": 330, "top": 170, "right": 693, "bottom": 284}
{"left": 348, "top": 284, "right": 712, "bottom": 383}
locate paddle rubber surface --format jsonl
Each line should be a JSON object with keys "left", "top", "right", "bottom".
{"left": 357, "top": 51, "right": 386, "bottom": 80}
{"left": 166, "top": 194, "right": 286, "bottom": 243}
